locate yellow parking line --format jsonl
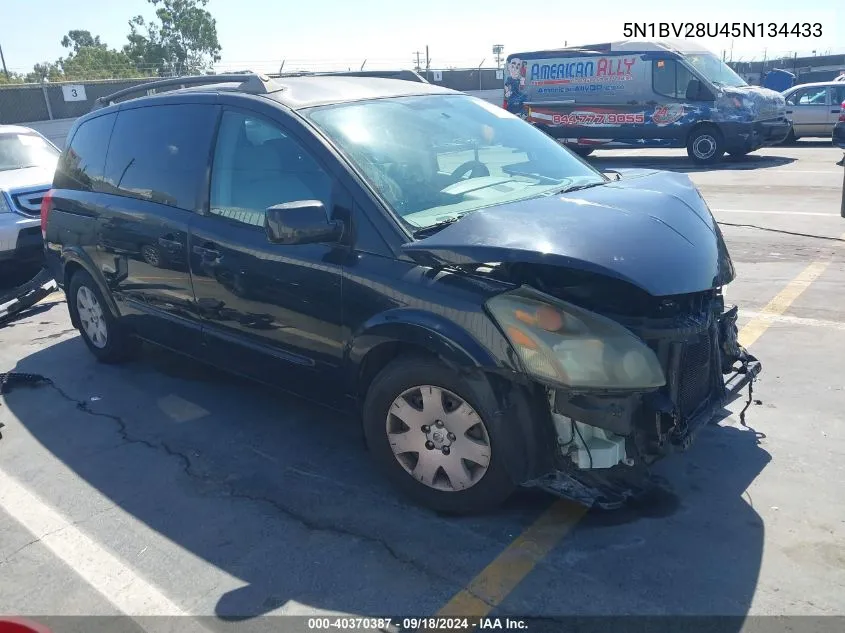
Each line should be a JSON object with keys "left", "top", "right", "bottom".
{"left": 739, "top": 260, "right": 831, "bottom": 348}
{"left": 436, "top": 499, "right": 586, "bottom": 618}
{"left": 437, "top": 242, "right": 843, "bottom": 623}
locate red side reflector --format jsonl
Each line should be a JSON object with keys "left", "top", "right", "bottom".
{"left": 839, "top": 101, "right": 845, "bottom": 122}
{"left": 40, "top": 189, "right": 54, "bottom": 240}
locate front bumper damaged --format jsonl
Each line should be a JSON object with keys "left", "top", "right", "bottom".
{"left": 523, "top": 304, "right": 762, "bottom": 509}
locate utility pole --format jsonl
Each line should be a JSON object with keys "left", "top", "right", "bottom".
{"left": 0, "top": 40, "right": 9, "bottom": 81}
{"left": 413, "top": 51, "right": 422, "bottom": 72}
{"left": 492, "top": 44, "right": 504, "bottom": 69}
{"left": 425, "top": 45, "right": 430, "bottom": 81}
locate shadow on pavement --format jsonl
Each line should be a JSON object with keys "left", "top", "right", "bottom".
{"left": 3, "top": 333, "right": 769, "bottom": 623}
{"left": 590, "top": 153, "right": 797, "bottom": 173}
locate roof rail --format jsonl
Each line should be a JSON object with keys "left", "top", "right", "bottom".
{"left": 90, "top": 73, "right": 282, "bottom": 111}
{"left": 270, "top": 69, "right": 430, "bottom": 84}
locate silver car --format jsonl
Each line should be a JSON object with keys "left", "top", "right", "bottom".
{"left": 0, "top": 125, "right": 60, "bottom": 268}
{"left": 782, "top": 81, "right": 845, "bottom": 141}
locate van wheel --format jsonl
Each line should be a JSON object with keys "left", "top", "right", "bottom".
{"left": 362, "top": 356, "right": 517, "bottom": 514}
{"left": 68, "top": 270, "right": 134, "bottom": 364}
{"left": 782, "top": 129, "right": 797, "bottom": 145}
{"left": 686, "top": 126, "right": 724, "bottom": 164}
{"left": 570, "top": 147, "right": 594, "bottom": 157}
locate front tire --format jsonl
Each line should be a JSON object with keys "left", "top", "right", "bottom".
{"left": 362, "top": 356, "right": 517, "bottom": 514}
{"left": 686, "top": 126, "right": 724, "bottom": 164}
{"left": 68, "top": 270, "right": 134, "bottom": 364}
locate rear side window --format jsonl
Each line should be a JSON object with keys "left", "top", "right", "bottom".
{"left": 54, "top": 113, "right": 116, "bottom": 191}
{"left": 652, "top": 59, "right": 695, "bottom": 100}
{"left": 103, "top": 104, "right": 217, "bottom": 211}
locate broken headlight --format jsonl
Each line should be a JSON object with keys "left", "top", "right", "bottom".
{"left": 487, "top": 286, "right": 666, "bottom": 390}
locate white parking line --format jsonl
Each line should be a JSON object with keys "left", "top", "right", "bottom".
{"left": 0, "top": 468, "right": 211, "bottom": 626}
{"left": 712, "top": 208, "right": 839, "bottom": 217}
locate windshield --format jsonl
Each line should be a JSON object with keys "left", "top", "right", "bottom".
{"left": 0, "top": 132, "right": 59, "bottom": 172}
{"left": 685, "top": 53, "right": 747, "bottom": 88}
{"left": 306, "top": 94, "right": 604, "bottom": 230}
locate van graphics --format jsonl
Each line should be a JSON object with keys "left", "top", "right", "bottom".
{"left": 529, "top": 57, "right": 638, "bottom": 85}
{"left": 504, "top": 57, "right": 528, "bottom": 114}
{"left": 529, "top": 107, "right": 646, "bottom": 126}
{"left": 651, "top": 104, "right": 686, "bottom": 125}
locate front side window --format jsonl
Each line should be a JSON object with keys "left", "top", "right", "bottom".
{"left": 103, "top": 104, "right": 218, "bottom": 211}
{"left": 831, "top": 86, "right": 845, "bottom": 107}
{"left": 306, "top": 94, "right": 603, "bottom": 230}
{"left": 209, "top": 111, "right": 333, "bottom": 228}
{"left": 652, "top": 59, "right": 696, "bottom": 99}
{"left": 787, "top": 88, "right": 828, "bottom": 106}
{"left": 0, "top": 131, "right": 60, "bottom": 173}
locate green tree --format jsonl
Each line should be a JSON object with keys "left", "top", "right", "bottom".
{"left": 25, "top": 61, "right": 63, "bottom": 83}
{"left": 124, "top": 0, "right": 222, "bottom": 76}
{"left": 60, "top": 30, "right": 104, "bottom": 53}
{"left": 61, "top": 46, "right": 142, "bottom": 80}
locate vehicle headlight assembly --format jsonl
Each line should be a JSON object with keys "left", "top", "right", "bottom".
{"left": 487, "top": 286, "right": 666, "bottom": 390}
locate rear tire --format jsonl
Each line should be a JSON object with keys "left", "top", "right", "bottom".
{"left": 569, "top": 146, "right": 594, "bottom": 157}
{"left": 686, "top": 125, "right": 724, "bottom": 164}
{"left": 782, "top": 129, "right": 797, "bottom": 145}
{"left": 68, "top": 270, "right": 134, "bottom": 364}
{"left": 362, "top": 356, "right": 517, "bottom": 514}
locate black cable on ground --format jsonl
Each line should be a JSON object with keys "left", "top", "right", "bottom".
{"left": 717, "top": 222, "right": 845, "bottom": 243}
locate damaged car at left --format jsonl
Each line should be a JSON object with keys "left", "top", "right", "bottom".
{"left": 42, "top": 74, "right": 760, "bottom": 514}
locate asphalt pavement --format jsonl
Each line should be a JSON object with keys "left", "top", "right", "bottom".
{"left": 0, "top": 141, "right": 843, "bottom": 633}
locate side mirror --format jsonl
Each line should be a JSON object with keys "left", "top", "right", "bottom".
{"left": 264, "top": 200, "right": 343, "bottom": 245}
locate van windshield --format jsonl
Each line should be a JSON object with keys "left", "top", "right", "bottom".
{"left": 685, "top": 54, "right": 748, "bottom": 88}
{"left": 306, "top": 94, "right": 604, "bottom": 230}
{"left": 0, "top": 132, "right": 59, "bottom": 172}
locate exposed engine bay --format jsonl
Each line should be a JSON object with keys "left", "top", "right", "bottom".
{"left": 475, "top": 261, "right": 762, "bottom": 508}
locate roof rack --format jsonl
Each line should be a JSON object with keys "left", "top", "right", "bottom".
{"left": 269, "top": 69, "right": 429, "bottom": 83}
{"left": 90, "top": 73, "right": 283, "bottom": 111}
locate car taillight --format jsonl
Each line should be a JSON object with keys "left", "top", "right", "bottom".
{"left": 839, "top": 101, "right": 845, "bottom": 122}
{"left": 502, "top": 99, "right": 508, "bottom": 110}
{"left": 40, "top": 189, "right": 53, "bottom": 240}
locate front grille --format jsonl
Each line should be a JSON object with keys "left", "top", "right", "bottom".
{"left": 10, "top": 188, "right": 48, "bottom": 217}
{"left": 677, "top": 334, "right": 713, "bottom": 417}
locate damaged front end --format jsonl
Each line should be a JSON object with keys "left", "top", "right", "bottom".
{"left": 486, "top": 273, "right": 761, "bottom": 509}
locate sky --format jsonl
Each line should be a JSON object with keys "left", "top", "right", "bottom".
{"left": 1, "top": 0, "right": 841, "bottom": 76}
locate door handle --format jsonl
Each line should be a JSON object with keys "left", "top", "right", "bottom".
{"left": 785, "top": 110, "right": 793, "bottom": 114}
{"left": 832, "top": 109, "right": 842, "bottom": 113}
{"left": 158, "top": 237, "right": 183, "bottom": 248}
{"left": 193, "top": 244, "right": 221, "bottom": 258}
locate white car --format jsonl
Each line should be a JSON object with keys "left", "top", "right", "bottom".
{"left": 0, "top": 125, "right": 59, "bottom": 268}
{"left": 782, "top": 81, "right": 845, "bottom": 141}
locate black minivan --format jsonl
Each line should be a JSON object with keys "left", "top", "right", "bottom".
{"left": 42, "top": 73, "right": 760, "bottom": 513}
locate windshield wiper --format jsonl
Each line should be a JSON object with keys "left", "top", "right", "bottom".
{"left": 412, "top": 213, "right": 469, "bottom": 238}
{"left": 557, "top": 181, "right": 607, "bottom": 194}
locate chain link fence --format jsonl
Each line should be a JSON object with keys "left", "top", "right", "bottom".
{"left": 0, "top": 78, "right": 153, "bottom": 125}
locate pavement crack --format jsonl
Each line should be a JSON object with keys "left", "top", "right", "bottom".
{"left": 717, "top": 222, "right": 845, "bottom": 243}
{"left": 23, "top": 377, "right": 471, "bottom": 592}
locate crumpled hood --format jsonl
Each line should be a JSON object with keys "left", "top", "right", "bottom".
{"left": 0, "top": 166, "right": 54, "bottom": 192}
{"left": 402, "top": 170, "right": 735, "bottom": 297}
{"left": 720, "top": 85, "right": 786, "bottom": 121}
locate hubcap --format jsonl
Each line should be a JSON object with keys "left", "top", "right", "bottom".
{"left": 385, "top": 385, "right": 491, "bottom": 492}
{"left": 142, "top": 246, "right": 160, "bottom": 266}
{"left": 76, "top": 286, "right": 108, "bottom": 349}
{"left": 693, "top": 135, "right": 717, "bottom": 160}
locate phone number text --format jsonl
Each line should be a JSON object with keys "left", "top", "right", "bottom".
{"left": 623, "top": 22, "right": 823, "bottom": 38}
